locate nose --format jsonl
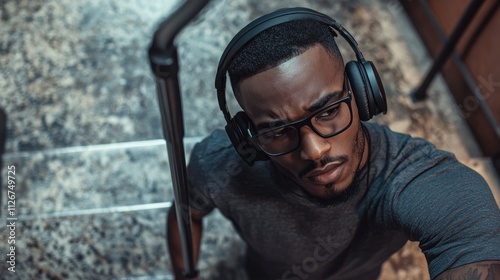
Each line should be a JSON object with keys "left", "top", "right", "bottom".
{"left": 299, "top": 126, "right": 331, "bottom": 161}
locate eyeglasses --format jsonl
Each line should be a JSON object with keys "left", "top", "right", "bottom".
{"left": 250, "top": 78, "right": 353, "bottom": 157}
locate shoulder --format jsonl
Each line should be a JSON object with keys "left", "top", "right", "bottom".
{"left": 187, "top": 129, "right": 244, "bottom": 183}
{"left": 365, "top": 124, "right": 500, "bottom": 278}
{"left": 364, "top": 122, "right": 457, "bottom": 200}
{"left": 187, "top": 129, "right": 278, "bottom": 212}
{"left": 368, "top": 122, "right": 468, "bottom": 188}
{"left": 365, "top": 123, "right": 495, "bottom": 217}
{"left": 186, "top": 129, "right": 247, "bottom": 211}
{"left": 366, "top": 122, "right": 443, "bottom": 163}
{"left": 190, "top": 129, "right": 234, "bottom": 160}
{"left": 188, "top": 129, "right": 269, "bottom": 193}
{"left": 363, "top": 123, "right": 450, "bottom": 223}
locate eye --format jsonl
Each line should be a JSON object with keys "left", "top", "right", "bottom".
{"left": 260, "top": 127, "right": 293, "bottom": 140}
{"left": 316, "top": 105, "right": 340, "bottom": 120}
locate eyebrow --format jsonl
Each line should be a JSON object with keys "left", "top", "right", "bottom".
{"left": 306, "top": 91, "right": 344, "bottom": 112}
{"left": 255, "top": 90, "right": 344, "bottom": 131}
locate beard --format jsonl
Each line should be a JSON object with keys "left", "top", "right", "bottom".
{"left": 302, "top": 167, "right": 363, "bottom": 207}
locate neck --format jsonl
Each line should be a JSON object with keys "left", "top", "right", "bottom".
{"left": 357, "top": 123, "right": 372, "bottom": 193}
{"left": 359, "top": 123, "right": 371, "bottom": 172}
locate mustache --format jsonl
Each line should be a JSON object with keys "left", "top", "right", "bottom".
{"left": 298, "top": 155, "right": 349, "bottom": 179}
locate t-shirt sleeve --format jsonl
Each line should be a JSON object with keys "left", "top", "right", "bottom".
{"left": 185, "top": 129, "right": 239, "bottom": 214}
{"left": 392, "top": 152, "right": 500, "bottom": 279}
{"left": 185, "top": 135, "right": 218, "bottom": 214}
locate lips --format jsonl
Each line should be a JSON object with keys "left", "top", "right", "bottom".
{"left": 306, "top": 162, "right": 345, "bottom": 185}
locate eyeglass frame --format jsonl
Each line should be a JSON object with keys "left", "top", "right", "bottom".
{"left": 249, "top": 77, "right": 353, "bottom": 157}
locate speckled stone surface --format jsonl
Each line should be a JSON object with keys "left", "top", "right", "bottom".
{"left": 1, "top": 0, "right": 499, "bottom": 279}
{"left": 0, "top": 0, "right": 470, "bottom": 154}
{"left": 0, "top": 209, "right": 247, "bottom": 280}
{"left": 0, "top": 143, "right": 174, "bottom": 216}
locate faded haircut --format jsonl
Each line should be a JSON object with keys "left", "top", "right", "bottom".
{"left": 227, "top": 19, "right": 343, "bottom": 98}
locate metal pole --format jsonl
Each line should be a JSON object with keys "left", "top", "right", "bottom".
{"left": 411, "top": 0, "right": 485, "bottom": 102}
{"left": 148, "top": 0, "right": 210, "bottom": 277}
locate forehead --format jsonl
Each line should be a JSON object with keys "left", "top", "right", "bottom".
{"left": 238, "top": 45, "right": 344, "bottom": 120}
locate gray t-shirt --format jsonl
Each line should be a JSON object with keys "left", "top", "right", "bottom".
{"left": 187, "top": 122, "right": 500, "bottom": 280}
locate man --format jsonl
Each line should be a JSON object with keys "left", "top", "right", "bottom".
{"left": 168, "top": 7, "right": 500, "bottom": 280}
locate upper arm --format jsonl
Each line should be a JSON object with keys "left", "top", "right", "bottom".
{"left": 435, "top": 261, "right": 500, "bottom": 280}
{"left": 393, "top": 160, "right": 500, "bottom": 279}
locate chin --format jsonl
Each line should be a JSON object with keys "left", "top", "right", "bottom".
{"left": 302, "top": 169, "right": 351, "bottom": 194}
{"left": 301, "top": 172, "right": 362, "bottom": 207}
{"left": 304, "top": 181, "right": 347, "bottom": 198}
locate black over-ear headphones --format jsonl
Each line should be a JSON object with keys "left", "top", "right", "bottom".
{"left": 215, "top": 7, "right": 387, "bottom": 166}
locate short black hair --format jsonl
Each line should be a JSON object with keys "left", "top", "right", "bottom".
{"left": 227, "top": 19, "right": 343, "bottom": 96}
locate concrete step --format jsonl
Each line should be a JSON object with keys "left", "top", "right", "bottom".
{"left": 0, "top": 138, "right": 247, "bottom": 279}
{"left": 0, "top": 207, "right": 245, "bottom": 279}
{"left": 1, "top": 138, "right": 203, "bottom": 216}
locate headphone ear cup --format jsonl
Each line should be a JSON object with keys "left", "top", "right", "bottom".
{"left": 225, "top": 111, "right": 269, "bottom": 166}
{"left": 361, "top": 61, "right": 387, "bottom": 116}
{"left": 346, "top": 61, "right": 372, "bottom": 121}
